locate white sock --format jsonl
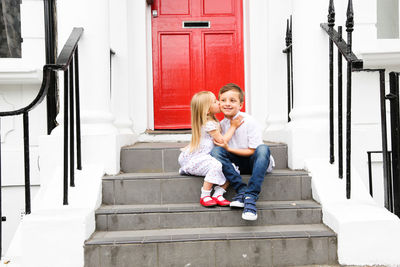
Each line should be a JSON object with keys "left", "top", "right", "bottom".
{"left": 201, "top": 187, "right": 212, "bottom": 198}
{"left": 212, "top": 186, "right": 226, "bottom": 198}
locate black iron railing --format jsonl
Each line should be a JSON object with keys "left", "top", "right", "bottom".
{"left": 367, "top": 151, "right": 392, "bottom": 198}
{"left": 321, "top": 0, "right": 363, "bottom": 199}
{"left": 321, "top": 0, "right": 400, "bottom": 217}
{"left": 44, "top": 0, "right": 58, "bottom": 134}
{"left": 0, "top": 27, "right": 83, "bottom": 256}
{"left": 388, "top": 72, "right": 400, "bottom": 215}
{"left": 283, "top": 16, "right": 293, "bottom": 122}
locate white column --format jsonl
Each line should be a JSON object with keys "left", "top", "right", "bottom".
{"left": 57, "top": 0, "right": 115, "bottom": 135}
{"left": 42, "top": 0, "right": 136, "bottom": 175}
{"left": 127, "top": 0, "right": 150, "bottom": 132}
{"left": 284, "top": 0, "right": 331, "bottom": 169}
{"left": 262, "top": 0, "right": 293, "bottom": 141}
{"left": 109, "top": 0, "right": 134, "bottom": 134}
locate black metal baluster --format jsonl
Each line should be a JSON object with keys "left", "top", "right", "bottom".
{"left": 345, "top": 0, "right": 354, "bottom": 199}
{"left": 63, "top": 70, "right": 69, "bottom": 205}
{"left": 367, "top": 151, "right": 373, "bottom": 196}
{"left": 0, "top": 118, "right": 4, "bottom": 257}
{"left": 289, "top": 16, "right": 294, "bottom": 109}
{"left": 389, "top": 72, "right": 400, "bottom": 216}
{"left": 23, "top": 112, "right": 31, "bottom": 214}
{"left": 44, "top": 0, "right": 59, "bottom": 134}
{"left": 285, "top": 19, "right": 291, "bottom": 122}
{"left": 289, "top": 15, "right": 294, "bottom": 109}
{"left": 69, "top": 60, "right": 75, "bottom": 187}
{"left": 338, "top": 26, "right": 343, "bottom": 178}
{"left": 74, "top": 48, "right": 82, "bottom": 170}
{"left": 328, "top": 0, "right": 335, "bottom": 164}
{"left": 380, "top": 70, "right": 392, "bottom": 210}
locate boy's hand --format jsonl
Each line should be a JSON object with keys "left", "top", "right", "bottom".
{"left": 214, "top": 139, "right": 229, "bottom": 150}
{"left": 230, "top": 115, "right": 244, "bottom": 128}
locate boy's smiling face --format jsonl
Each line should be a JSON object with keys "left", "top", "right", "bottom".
{"left": 219, "top": 90, "right": 243, "bottom": 119}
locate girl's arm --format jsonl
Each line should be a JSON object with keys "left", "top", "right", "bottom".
{"left": 208, "top": 116, "right": 243, "bottom": 143}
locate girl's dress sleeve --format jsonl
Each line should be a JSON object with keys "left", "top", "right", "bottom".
{"left": 203, "top": 121, "right": 218, "bottom": 132}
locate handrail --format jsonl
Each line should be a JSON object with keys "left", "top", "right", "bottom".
{"left": 0, "top": 28, "right": 84, "bottom": 117}
{"left": 55, "top": 28, "right": 84, "bottom": 70}
{"left": 320, "top": 23, "right": 363, "bottom": 69}
{"left": 0, "top": 67, "right": 52, "bottom": 117}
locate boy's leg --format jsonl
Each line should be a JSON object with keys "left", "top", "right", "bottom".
{"left": 242, "top": 144, "right": 270, "bottom": 221}
{"left": 210, "top": 146, "right": 247, "bottom": 194}
{"left": 244, "top": 144, "right": 271, "bottom": 199}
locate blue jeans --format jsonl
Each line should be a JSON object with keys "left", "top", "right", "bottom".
{"left": 210, "top": 144, "right": 271, "bottom": 200}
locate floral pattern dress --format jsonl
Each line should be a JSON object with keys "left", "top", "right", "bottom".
{"left": 178, "top": 120, "right": 226, "bottom": 185}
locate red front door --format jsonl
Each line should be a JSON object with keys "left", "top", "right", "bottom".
{"left": 151, "top": 0, "right": 245, "bottom": 129}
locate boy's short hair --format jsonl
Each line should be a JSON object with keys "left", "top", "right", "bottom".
{"left": 219, "top": 83, "right": 244, "bottom": 103}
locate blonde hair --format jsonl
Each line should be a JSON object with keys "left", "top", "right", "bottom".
{"left": 189, "top": 91, "right": 217, "bottom": 152}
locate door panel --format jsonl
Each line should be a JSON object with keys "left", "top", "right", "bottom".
{"left": 203, "top": 0, "right": 233, "bottom": 15}
{"left": 152, "top": 0, "right": 244, "bottom": 129}
{"left": 160, "top": 34, "right": 191, "bottom": 107}
{"left": 204, "top": 33, "right": 236, "bottom": 92}
{"left": 160, "top": 0, "right": 190, "bottom": 15}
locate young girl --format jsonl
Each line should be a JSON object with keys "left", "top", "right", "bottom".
{"left": 178, "top": 91, "right": 243, "bottom": 207}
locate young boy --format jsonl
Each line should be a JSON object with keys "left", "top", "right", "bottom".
{"left": 211, "top": 83, "right": 273, "bottom": 221}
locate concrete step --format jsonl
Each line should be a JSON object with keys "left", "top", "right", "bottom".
{"left": 95, "top": 200, "right": 322, "bottom": 231}
{"left": 120, "top": 141, "right": 288, "bottom": 173}
{"left": 102, "top": 169, "right": 311, "bottom": 205}
{"left": 84, "top": 224, "right": 337, "bottom": 266}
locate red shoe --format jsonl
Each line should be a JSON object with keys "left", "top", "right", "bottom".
{"left": 200, "top": 196, "right": 217, "bottom": 207}
{"left": 212, "top": 195, "right": 230, "bottom": 206}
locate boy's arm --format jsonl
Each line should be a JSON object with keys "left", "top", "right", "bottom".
{"left": 213, "top": 139, "right": 255, "bottom": 157}
{"left": 226, "top": 147, "right": 255, "bottom": 157}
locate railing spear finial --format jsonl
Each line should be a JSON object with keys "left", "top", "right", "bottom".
{"left": 346, "top": 0, "right": 354, "bottom": 32}
{"left": 328, "top": 0, "right": 335, "bottom": 28}
{"left": 346, "top": 0, "right": 354, "bottom": 54}
{"left": 285, "top": 19, "right": 290, "bottom": 47}
{"left": 285, "top": 17, "right": 292, "bottom": 47}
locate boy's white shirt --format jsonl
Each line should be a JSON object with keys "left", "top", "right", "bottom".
{"left": 220, "top": 111, "right": 275, "bottom": 172}
{"left": 220, "top": 111, "right": 263, "bottom": 149}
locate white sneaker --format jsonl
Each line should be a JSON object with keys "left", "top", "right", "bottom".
{"left": 242, "top": 211, "right": 258, "bottom": 221}
{"left": 230, "top": 200, "right": 244, "bottom": 208}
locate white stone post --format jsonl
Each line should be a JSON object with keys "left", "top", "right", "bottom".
{"left": 40, "top": 0, "right": 136, "bottom": 177}
{"left": 109, "top": 0, "right": 134, "bottom": 135}
{"left": 283, "top": 0, "right": 331, "bottom": 169}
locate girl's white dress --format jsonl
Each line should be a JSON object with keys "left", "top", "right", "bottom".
{"left": 178, "top": 120, "right": 226, "bottom": 185}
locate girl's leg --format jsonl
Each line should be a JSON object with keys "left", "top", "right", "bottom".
{"left": 212, "top": 181, "right": 230, "bottom": 206}
{"left": 202, "top": 181, "right": 213, "bottom": 191}
{"left": 200, "top": 181, "right": 217, "bottom": 207}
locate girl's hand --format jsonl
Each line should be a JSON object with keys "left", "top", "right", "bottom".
{"left": 214, "top": 139, "right": 229, "bottom": 150}
{"left": 230, "top": 115, "right": 244, "bottom": 128}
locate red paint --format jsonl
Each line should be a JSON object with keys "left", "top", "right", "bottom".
{"left": 152, "top": 0, "right": 244, "bottom": 129}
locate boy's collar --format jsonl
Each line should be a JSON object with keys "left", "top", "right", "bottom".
{"left": 225, "top": 111, "right": 242, "bottom": 120}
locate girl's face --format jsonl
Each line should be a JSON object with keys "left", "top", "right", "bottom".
{"left": 208, "top": 95, "right": 220, "bottom": 115}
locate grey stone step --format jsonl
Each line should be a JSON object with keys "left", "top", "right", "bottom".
{"left": 120, "top": 141, "right": 288, "bottom": 173}
{"left": 84, "top": 224, "right": 337, "bottom": 267}
{"left": 95, "top": 200, "right": 322, "bottom": 231}
{"left": 102, "top": 169, "right": 311, "bottom": 205}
